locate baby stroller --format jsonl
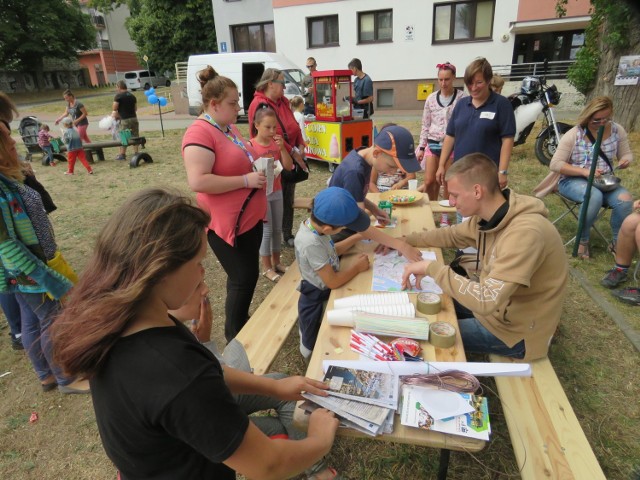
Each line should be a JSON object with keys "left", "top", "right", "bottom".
{"left": 18, "top": 116, "right": 66, "bottom": 165}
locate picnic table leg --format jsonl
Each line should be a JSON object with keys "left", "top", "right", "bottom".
{"left": 437, "top": 449, "right": 451, "bottom": 480}
{"left": 96, "top": 148, "right": 105, "bottom": 161}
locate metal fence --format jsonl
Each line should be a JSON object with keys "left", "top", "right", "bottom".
{"left": 492, "top": 60, "right": 576, "bottom": 81}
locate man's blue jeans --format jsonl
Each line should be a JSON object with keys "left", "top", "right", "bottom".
{"left": 558, "top": 177, "right": 632, "bottom": 244}
{"left": 455, "top": 300, "right": 525, "bottom": 358}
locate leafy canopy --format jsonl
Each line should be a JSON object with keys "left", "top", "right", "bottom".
{"left": 0, "top": 0, "right": 96, "bottom": 71}
{"left": 89, "top": 0, "right": 217, "bottom": 75}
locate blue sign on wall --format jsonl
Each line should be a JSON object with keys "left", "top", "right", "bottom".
{"left": 220, "top": 42, "right": 227, "bottom": 53}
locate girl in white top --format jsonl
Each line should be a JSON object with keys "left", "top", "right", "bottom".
{"left": 290, "top": 96, "right": 309, "bottom": 143}
{"left": 416, "top": 62, "right": 467, "bottom": 226}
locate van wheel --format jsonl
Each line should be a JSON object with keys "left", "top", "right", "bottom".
{"left": 144, "top": 83, "right": 151, "bottom": 90}
{"left": 165, "top": 80, "right": 171, "bottom": 87}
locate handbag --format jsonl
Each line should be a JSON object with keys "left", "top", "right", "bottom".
{"left": 47, "top": 250, "right": 78, "bottom": 284}
{"left": 281, "top": 158, "right": 309, "bottom": 184}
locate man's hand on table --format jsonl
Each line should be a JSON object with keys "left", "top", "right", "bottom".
{"left": 374, "top": 240, "right": 422, "bottom": 262}
{"left": 273, "top": 376, "right": 330, "bottom": 401}
{"left": 402, "top": 260, "right": 433, "bottom": 290}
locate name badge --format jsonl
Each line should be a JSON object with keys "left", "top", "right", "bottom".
{"left": 480, "top": 111, "right": 496, "bottom": 120}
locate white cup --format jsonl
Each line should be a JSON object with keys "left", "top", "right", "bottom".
{"left": 408, "top": 179, "right": 418, "bottom": 191}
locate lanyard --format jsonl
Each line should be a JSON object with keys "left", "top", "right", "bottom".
{"left": 305, "top": 219, "right": 339, "bottom": 271}
{"left": 203, "top": 113, "right": 254, "bottom": 164}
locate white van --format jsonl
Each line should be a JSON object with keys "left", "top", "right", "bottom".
{"left": 124, "top": 70, "right": 171, "bottom": 91}
{"left": 186, "top": 52, "right": 306, "bottom": 116}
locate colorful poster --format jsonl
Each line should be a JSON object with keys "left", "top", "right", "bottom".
{"left": 615, "top": 55, "right": 640, "bottom": 86}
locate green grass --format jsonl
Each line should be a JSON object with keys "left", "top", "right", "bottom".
{"left": 0, "top": 98, "right": 639, "bottom": 479}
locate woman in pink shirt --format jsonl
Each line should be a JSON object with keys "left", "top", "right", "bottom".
{"left": 182, "top": 66, "right": 267, "bottom": 341}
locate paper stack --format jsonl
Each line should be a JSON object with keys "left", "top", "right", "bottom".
{"left": 301, "top": 364, "right": 398, "bottom": 436}
{"left": 399, "top": 385, "right": 491, "bottom": 441}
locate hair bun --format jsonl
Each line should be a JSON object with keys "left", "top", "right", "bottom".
{"left": 197, "top": 66, "right": 219, "bottom": 88}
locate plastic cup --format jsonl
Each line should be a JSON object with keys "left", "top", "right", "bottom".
{"left": 408, "top": 179, "right": 418, "bottom": 191}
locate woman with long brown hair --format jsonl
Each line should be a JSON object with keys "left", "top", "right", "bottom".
{"left": 52, "top": 188, "right": 338, "bottom": 480}
{"left": 0, "top": 93, "right": 87, "bottom": 394}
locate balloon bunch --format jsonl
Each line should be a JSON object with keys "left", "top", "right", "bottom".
{"left": 144, "top": 87, "right": 168, "bottom": 107}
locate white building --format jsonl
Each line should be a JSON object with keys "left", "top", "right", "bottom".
{"left": 210, "top": 0, "right": 590, "bottom": 109}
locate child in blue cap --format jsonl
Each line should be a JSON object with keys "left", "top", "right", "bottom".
{"left": 294, "top": 187, "right": 371, "bottom": 359}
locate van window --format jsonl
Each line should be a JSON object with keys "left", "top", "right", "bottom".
{"left": 140, "top": 71, "right": 151, "bottom": 78}
{"left": 124, "top": 72, "right": 138, "bottom": 79}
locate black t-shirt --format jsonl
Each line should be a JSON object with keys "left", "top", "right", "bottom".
{"left": 91, "top": 320, "right": 249, "bottom": 480}
{"left": 114, "top": 91, "right": 137, "bottom": 120}
{"left": 67, "top": 101, "right": 89, "bottom": 126}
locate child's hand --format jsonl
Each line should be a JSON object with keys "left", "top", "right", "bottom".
{"left": 274, "top": 134, "right": 284, "bottom": 149}
{"left": 354, "top": 253, "right": 370, "bottom": 273}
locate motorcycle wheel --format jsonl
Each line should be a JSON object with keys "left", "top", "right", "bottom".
{"left": 534, "top": 122, "right": 572, "bottom": 166}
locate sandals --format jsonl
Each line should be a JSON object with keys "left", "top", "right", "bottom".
{"left": 274, "top": 264, "right": 289, "bottom": 274}
{"left": 577, "top": 241, "right": 590, "bottom": 260}
{"left": 306, "top": 465, "right": 342, "bottom": 480}
{"left": 262, "top": 268, "right": 281, "bottom": 283}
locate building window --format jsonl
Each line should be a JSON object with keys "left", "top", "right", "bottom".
{"left": 307, "top": 15, "right": 339, "bottom": 48}
{"left": 358, "top": 9, "right": 392, "bottom": 44}
{"left": 377, "top": 89, "right": 393, "bottom": 108}
{"left": 232, "top": 22, "right": 275, "bottom": 52}
{"left": 433, "top": 1, "right": 494, "bottom": 43}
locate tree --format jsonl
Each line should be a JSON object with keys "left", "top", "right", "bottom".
{"left": 0, "top": 0, "right": 96, "bottom": 88}
{"left": 559, "top": 0, "right": 640, "bottom": 132}
{"left": 89, "top": 0, "right": 217, "bottom": 75}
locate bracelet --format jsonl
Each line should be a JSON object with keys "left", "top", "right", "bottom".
{"left": 419, "top": 146, "right": 426, "bottom": 151}
{"left": 498, "top": 170, "right": 509, "bottom": 175}
{"left": 242, "top": 174, "right": 248, "bottom": 188}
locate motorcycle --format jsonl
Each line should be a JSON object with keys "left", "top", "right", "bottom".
{"left": 510, "top": 75, "right": 572, "bottom": 166}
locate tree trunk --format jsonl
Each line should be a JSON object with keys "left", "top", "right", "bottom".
{"left": 588, "top": 7, "right": 640, "bottom": 132}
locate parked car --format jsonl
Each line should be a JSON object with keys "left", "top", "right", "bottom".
{"left": 124, "top": 70, "right": 171, "bottom": 91}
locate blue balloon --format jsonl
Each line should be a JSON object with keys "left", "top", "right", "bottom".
{"left": 148, "top": 94, "right": 158, "bottom": 104}
{"left": 158, "top": 97, "right": 168, "bottom": 107}
{"left": 144, "top": 87, "right": 155, "bottom": 96}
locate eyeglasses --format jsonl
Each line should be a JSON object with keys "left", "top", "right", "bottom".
{"left": 590, "top": 117, "right": 612, "bottom": 125}
{"left": 306, "top": 64, "right": 316, "bottom": 69}
{"left": 272, "top": 79, "right": 285, "bottom": 85}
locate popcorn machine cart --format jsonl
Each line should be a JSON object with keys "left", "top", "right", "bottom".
{"left": 304, "top": 69, "right": 373, "bottom": 172}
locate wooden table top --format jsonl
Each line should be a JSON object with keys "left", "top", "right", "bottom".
{"left": 293, "top": 193, "right": 486, "bottom": 452}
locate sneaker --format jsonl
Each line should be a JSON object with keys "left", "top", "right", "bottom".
{"left": 115, "top": 154, "right": 126, "bottom": 161}
{"left": 439, "top": 214, "right": 450, "bottom": 227}
{"left": 88, "top": 170, "right": 94, "bottom": 175}
{"left": 600, "top": 267, "right": 628, "bottom": 288}
{"left": 50, "top": 162, "right": 57, "bottom": 167}
{"left": 611, "top": 287, "right": 640, "bottom": 306}
{"left": 11, "top": 336, "right": 23, "bottom": 350}
{"left": 64, "top": 171, "right": 74, "bottom": 175}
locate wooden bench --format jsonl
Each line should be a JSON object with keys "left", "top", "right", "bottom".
{"left": 488, "top": 355, "right": 605, "bottom": 479}
{"left": 294, "top": 196, "right": 456, "bottom": 214}
{"left": 57, "top": 137, "right": 152, "bottom": 168}
{"left": 235, "top": 261, "right": 302, "bottom": 375}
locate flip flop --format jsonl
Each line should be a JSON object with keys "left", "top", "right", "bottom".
{"left": 274, "top": 264, "right": 289, "bottom": 274}
{"left": 307, "top": 466, "right": 342, "bottom": 480}
{"left": 262, "top": 268, "right": 281, "bottom": 283}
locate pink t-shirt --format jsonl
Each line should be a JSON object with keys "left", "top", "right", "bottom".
{"left": 249, "top": 138, "right": 290, "bottom": 192}
{"left": 182, "top": 119, "right": 267, "bottom": 246}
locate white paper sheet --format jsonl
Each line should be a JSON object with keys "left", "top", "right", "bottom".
{"left": 372, "top": 251, "right": 442, "bottom": 294}
{"left": 322, "top": 360, "right": 532, "bottom": 377}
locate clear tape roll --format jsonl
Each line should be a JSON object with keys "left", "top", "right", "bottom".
{"left": 429, "top": 322, "right": 456, "bottom": 348}
{"left": 416, "top": 293, "right": 441, "bottom": 315}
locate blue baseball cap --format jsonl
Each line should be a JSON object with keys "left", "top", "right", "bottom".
{"left": 313, "top": 187, "right": 371, "bottom": 232}
{"left": 374, "top": 125, "right": 421, "bottom": 174}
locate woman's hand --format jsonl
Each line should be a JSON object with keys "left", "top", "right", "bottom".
{"left": 436, "top": 165, "right": 446, "bottom": 185}
{"left": 618, "top": 159, "right": 631, "bottom": 170}
{"left": 498, "top": 172, "right": 508, "bottom": 190}
{"left": 273, "top": 376, "right": 330, "bottom": 401}
{"left": 416, "top": 149, "right": 425, "bottom": 162}
{"left": 246, "top": 171, "right": 266, "bottom": 189}
{"left": 402, "top": 260, "right": 432, "bottom": 290}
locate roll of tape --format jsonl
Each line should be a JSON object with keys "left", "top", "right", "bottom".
{"left": 417, "top": 293, "right": 441, "bottom": 315}
{"left": 429, "top": 322, "right": 456, "bottom": 348}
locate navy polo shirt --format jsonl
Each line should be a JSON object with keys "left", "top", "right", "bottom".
{"left": 446, "top": 91, "right": 516, "bottom": 164}
{"left": 328, "top": 148, "right": 371, "bottom": 203}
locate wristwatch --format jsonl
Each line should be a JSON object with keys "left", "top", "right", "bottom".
{"left": 419, "top": 146, "right": 426, "bottom": 151}
{"left": 498, "top": 170, "right": 508, "bottom": 175}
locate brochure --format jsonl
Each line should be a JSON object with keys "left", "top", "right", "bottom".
{"left": 323, "top": 365, "right": 398, "bottom": 409}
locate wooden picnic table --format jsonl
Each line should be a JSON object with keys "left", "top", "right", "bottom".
{"left": 293, "top": 193, "right": 485, "bottom": 479}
